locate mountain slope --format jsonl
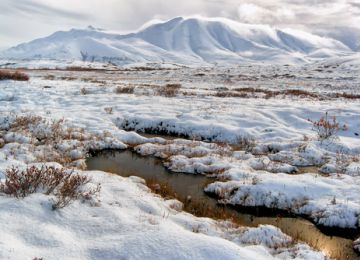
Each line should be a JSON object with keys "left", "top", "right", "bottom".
{"left": 0, "top": 17, "right": 354, "bottom": 65}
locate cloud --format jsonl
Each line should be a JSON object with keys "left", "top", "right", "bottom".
{"left": 0, "top": 0, "right": 89, "bottom": 19}
{"left": 237, "top": 3, "right": 295, "bottom": 24}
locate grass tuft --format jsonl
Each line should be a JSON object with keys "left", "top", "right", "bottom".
{"left": 0, "top": 70, "right": 29, "bottom": 81}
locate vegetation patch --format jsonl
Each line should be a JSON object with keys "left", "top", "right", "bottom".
{"left": 0, "top": 70, "right": 29, "bottom": 81}
{"left": 0, "top": 165, "right": 100, "bottom": 209}
{"left": 157, "top": 83, "right": 181, "bottom": 97}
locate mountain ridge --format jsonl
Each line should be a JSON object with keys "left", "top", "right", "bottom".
{"left": 0, "top": 16, "right": 355, "bottom": 65}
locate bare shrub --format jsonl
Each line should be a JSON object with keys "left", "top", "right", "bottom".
{"left": 60, "top": 76, "right": 76, "bottom": 81}
{"left": 158, "top": 83, "right": 181, "bottom": 97}
{"left": 235, "top": 136, "right": 256, "bottom": 152}
{"left": 43, "top": 74, "right": 55, "bottom": 80}
{"left": 0, "top": 166, "right": 100, "bottom": 209}
{"left": 115, "top": 85, "right": 135, "bottom": 94}
{"left": 0, "top": 70, "right": 29, "bottom": 81}
{"left": 251, "top": 176, "right": 260, "bottom": 185}
{"left": 52, "top": 174, "right": 100, "bottom": 209}
{"left": 2, "top": 114, "right": 92, "bottom": 165}
{"left": 0, "top": 166, "right": 67, "bottom": 198}
{"left": 308, "top": 112, "right": 347, "bottom": 141}
{"left": 80, "top": 87, "right": 89, "bottom": 95}
{"left": 9, "top": 115, "right": 43, "bottom": 131}
{"left": 104, "top": 107, "right": 113, "bottom": 114}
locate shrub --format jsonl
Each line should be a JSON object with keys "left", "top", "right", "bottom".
{"left": 114, "top": 85, "right": 135, "bottom": 94}
{"left": 0, "top": 166, "right": 100, "bottom": 209}
{"left": 43, "top": 74, "right": 55, "bottom": 80}
{"left": 104, "top": 107, "right": 113, "bottom": 114}
{"left": 0, "top": 70, "right": 29, "bottom": 81}
{"left": 52, "top": 173, "right": 99, "bottom": 209}
{"left": 0, "top": 166, "right": 67, "bottom": 198}
{"left": 80, "top": 87, "right": 89, "bottom": 95}
{"left": 235, "top": 136, "right": 256, "bottom": 152}
{"left": 158, "top": 83, "right": 181, "bottom": 97}
{"left": 309, "top": 112, "right": 347, "bottom": 141}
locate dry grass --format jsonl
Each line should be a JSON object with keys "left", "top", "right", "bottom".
{"left": 235, "top": 136, "right": 256, "bottom": 152}
{"left": 0, "top": 70, "right": 29, "bottom": 81}
{"left": 104, "top": 107, "right": 113, "bottom": 114}
{"left": 0, "top": 165, "right": 100, "bottom": 209}
{"left": 146, "top": 178, "right": 178, "bottom": 199}
{"left": 1, "top": 114, "right": 92, "bottom": 165}
{"left": 65, "top": 66, "right": 105, "bottom": 72}
{"left": 216, "top": 87, "right": 360, "bottom": 100}
{"left": 146, "top": 178, "right": 241, "bottom": 225}
{"left": 80, "top": 87, "right": 89, "bottom": 95}
{"left": 43, "top": 74, "right": 55, "bottom": 80}
{"left": 158, "top": 83, "right": 181, "bottom": 97}
{"left": 308, "top": 112, "right": 347, "bottom": 141}
{"left": 9, "top": 115, "right": 43, "bottom": 131}
{"left": 60, "top": 76, "right": 76, "bottom": 81}
{"left": 115, "top": 85, "right": 135, "bottom": 94}
{"left": 333, "top": 92, "right": 360, "bottom": 99}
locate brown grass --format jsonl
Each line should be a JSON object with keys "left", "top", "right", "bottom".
{"left": 43, "top": 74, "right": 55, "bottom": 80}
{"left": 216, "top": 87, "right": 360, "bottom": 100}
{"left": 1, "top": 115, "right": 93, "bottom": 165}
{"left": 333, "top": 92, "right": 360, "bottom": 99}
{"left": 308, "top": 112, "right": 347, "bottom": 141}
{"left": 65, "top": 66, "right": 104, "bottom": 72}
{"left": 158, "top": 83, "right": 181, "bottom": 97}
{"left": 234, "top": 136, "right": 256, "bottom": 152}
{"left": 0, "top": 70, "right": 29, "bottom": 81}
{"left": 115, "top": 85, "right": 135, "bottom": 94}
{"left": 60, "top": 76, "right": 76, "bottom": 81}
{"left": 0, "top": 165, "right": 100, "bottom": 209}
{"left": 146, "top": 178, "right": 241, "bottom": 225}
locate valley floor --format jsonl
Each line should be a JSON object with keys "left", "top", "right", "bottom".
{"left": 0, "top": 61, "right": 359, "bottom": 259}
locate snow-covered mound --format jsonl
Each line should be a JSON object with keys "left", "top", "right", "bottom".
{"left": 0, "top": 17, "right": 354, "bottom": 65}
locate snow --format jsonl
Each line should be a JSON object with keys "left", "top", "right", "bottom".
{"left": 0, "top": 166, "right": 325, "bottom": 259}
{"left": 0, "top": 62, "right": 359, "bottom": 258}
{"left": 355, "top": 238, "right": 360, "bottom": 254}
{"left": 0, "top": 169, "right": 283, "bottom": 259}
{"left": 0, "top": 16, "right": 355, "bottom": 65}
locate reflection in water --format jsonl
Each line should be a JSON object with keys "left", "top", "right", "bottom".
{"left": 86, "top": 150, "right": 359, "bottom": 260}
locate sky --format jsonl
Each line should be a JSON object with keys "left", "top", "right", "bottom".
{"left": 1, "top": 0, "right": 360, "bottom": 50}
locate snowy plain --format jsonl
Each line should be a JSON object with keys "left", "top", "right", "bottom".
{"left": 0, "top": 58, "right": 359, "bottom": 259}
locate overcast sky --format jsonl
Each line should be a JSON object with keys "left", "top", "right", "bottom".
{"left": 1, "top": 0, "right": 360, "bottom": 49}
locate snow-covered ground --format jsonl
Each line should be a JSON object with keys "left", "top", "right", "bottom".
{"left": 1, "top": 62, "right": 359, "bottom": 258}
{"left": 0, "top": 167, "right": 324, "bottom": 259}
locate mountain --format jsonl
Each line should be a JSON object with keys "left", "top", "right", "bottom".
{"left": 0, "top": 17, "right": 355, "bottom": 65}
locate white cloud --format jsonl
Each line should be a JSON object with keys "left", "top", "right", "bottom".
{"left": 237, "top": 3, "right": 295, "bottom": 24}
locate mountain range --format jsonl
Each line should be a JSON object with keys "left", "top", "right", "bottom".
{"left": 0, "top": 17, "right": 356, "bottom": 65}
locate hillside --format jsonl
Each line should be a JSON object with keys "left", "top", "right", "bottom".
{"left": 0, "top": 17, "right": 354, "bottom": 65}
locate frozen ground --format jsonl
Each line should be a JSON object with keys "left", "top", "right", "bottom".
{"left": 0, "top": 61, "right": 359, "bottom": 258}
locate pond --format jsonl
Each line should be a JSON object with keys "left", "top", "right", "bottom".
{"left": 86, "top": 149, "right": 358, "bottom": 260}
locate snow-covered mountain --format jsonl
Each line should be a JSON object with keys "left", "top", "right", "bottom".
{"left": 0, "top": 17, "right": 355, "bottom": 65}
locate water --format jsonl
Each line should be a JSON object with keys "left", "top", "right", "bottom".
{"left": 86, "top": 150, "right": 359, "bottom": 260}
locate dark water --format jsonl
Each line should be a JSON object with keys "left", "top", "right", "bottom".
{"left": 86, "top": 150, "right": 359, "bottom": 260}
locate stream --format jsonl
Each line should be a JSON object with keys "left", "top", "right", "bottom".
{"left": 86, "top": 149, "right": 359, "bottom": 260}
